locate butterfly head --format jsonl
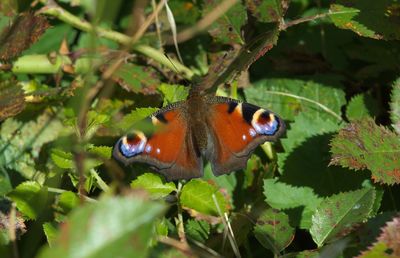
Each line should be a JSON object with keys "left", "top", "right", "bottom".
{"left": 251, "top": 109, "right": 280, "bottom": 136}
{"left": 119, "top": 131, "right": 147, "bottom": 157}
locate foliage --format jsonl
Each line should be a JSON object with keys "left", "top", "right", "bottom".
{"left": 0, "top": 0, "right": 399, "bottom": 257}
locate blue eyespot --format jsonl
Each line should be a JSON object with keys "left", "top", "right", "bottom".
{"left": 119, "top": 135, "right": 146, "bottom": 157}
{"left": 253, "top": 119, "right": 279, "bottom": 136}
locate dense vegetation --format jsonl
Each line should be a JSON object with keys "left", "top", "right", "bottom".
{"left": 0, "top": 0, "right": 399, "bottom": 257}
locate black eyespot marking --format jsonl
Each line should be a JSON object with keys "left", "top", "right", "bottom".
{"left": 259, "top": 111, "right": 272, "bottom": 123}
{"left": 155, "top": 113, "right": 168, "bottom": 124}
{"left": 227, "top": 102, "right": 238, "bottom": 114}
{"left": 242, "top": 103, "right": 259, "bottom": 125}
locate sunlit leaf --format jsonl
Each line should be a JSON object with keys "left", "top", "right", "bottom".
{"left": 180, "top": 179, "right": 227, "bottom": 216}
{"left": 130, "top": 173, "right": 177, "bottom": 199}
{"left": 310, "top": 188, "right": 375, "bottom": 247}
{"left": 390, "top": 78, "right": 400, "bottom": 134}
{"left": 330, "top": 118, "right": 400, "bottom": 185}
{"left": 158, "top": 83, "right": 189, "bottom": 106}
{"left": 38, "top": 196, "right": 166, "bottom": 258}
{"left": 329, "top": 1, "right": 400, "bottom": 40}
{"left": 203, "top": 0, "right": 246, "bottom": 45}
{"left": 185, "top": 219, "right": 210, "bottom": 243}
{"left": 8, "top": 181, "right": 48, "bottom": 220}
{"left": 346, "top": 93, "right": 379, "bottom": 121}
{"left": 117, "top": 107, "right": 158, "bottom": 131}
{"left": 263, "top": 178, "right": 323, "bottom": 229}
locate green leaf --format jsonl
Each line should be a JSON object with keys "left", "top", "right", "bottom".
{"left": 107, "top": 63, "right": 160, "bottom": 93}
{"left": 330, "top": 118, "right": 400, "bottom": 185}
{"left": 38, "top": 196, "right": 166, "bottom": 258}
{"left": 185, "top": 219, "right": 210, "bottom": 243}
{"left": 254, "top": 208, "right": 295, "bottom": 253}
{"left": 203, "top": 1, "right": 246, "bottom": 45}
{"left": 346, "top": 93, "right": 379, "bottom": 121}
{"left": 130, "top": 173, "right": 177, "bottom": 199}
{"left": 246, "top": 78, "right": 345, "bottom": 121}
{"left": 245, "top": 0, "right": 283, "bottom": 23}
{"left": 117, "top": 107, "right": 158, "bottom": 131}
{"left": 180, "top": 179, "right": 227, "bottom": 216}
{"left": 56, "top": 191, "right": 80, "bottom": 215}
{"left": 8, "top": 181, "right": 48, "bottom": 220}
{"left": 0, "top": 112, "right": 63, "bottom": 180}
{"left": 263, "top": 178, "right": 323, "bottom": 229}
{"left": 0, "top": 168, "right": 12, "bottom": 195}
{"left": 43, "top": 222, "right": 58, "bottom": 247}
{"left": 310, "top": 188, "right": 376, "bottom": 247}
{"left": 277, "top": 112, "right": 340, "bottom": 172}
{"left": 390, "top": 78, "right": 400, "bottom": 134}
{"left": 329, "top": 1, "right": 400, "bottom": 40}
{"left": 158, "top": 84, "right": 189, "bottom": 106}
{"left": 51, "top": 148, "right": 74, "bottom": 169}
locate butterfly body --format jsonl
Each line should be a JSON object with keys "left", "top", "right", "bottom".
{"left": 113, "top": 93, "right": 285, "bottom": 180}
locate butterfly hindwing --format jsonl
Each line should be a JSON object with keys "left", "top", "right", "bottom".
{"left": 206, "top": 96, "right": 285, "bottom": 175}
{"left": 113, "top": 103, "right": 203, "bottom": 180}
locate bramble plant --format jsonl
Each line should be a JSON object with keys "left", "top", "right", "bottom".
{"left": 0, "top": 0, "right": 399, "bottom": 257}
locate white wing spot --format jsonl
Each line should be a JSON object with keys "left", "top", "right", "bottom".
{"left": 249, "top": 128, "right": 257, "bottom": 137}
{"left": 156, "top": 148, "right": 161, "bottom": 154}
{"left": 145, "top": 144, "right": 152, "bottom": 153}
{"left": 242, "top": 134, "right": 247, "bottom": 141}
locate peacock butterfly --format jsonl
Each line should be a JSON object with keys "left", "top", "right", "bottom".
{"left": 113, "top": 90, "right": 285, "bottom": 180}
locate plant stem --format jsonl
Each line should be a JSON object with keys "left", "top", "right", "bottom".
{"left": 37, "top": 1, "right": 194, "bottom": 79}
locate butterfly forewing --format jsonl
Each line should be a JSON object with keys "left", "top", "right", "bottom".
{"left": 205, "top": 96, "right": 285, "bottom": 176}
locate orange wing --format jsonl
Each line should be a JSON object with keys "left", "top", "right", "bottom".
{"left": 113, "top": 103, "right": 203, "bottom": 180}
{"left": 206, "top": 97, "right": 285, "bottom": 175}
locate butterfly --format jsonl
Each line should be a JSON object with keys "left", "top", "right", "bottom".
{"left": 113, "top": 90, "right": 285, "bottom": 181}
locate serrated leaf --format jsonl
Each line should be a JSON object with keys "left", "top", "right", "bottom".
{"left": 107, "top": 63, "right": 160, "bottom": 93}
{"left": 56, "top": 191, "right": 80, "bottom": 215}
{"left": 310, "top": 188, "right": 376, "bottom": 247}
{"left": 245, "top": 0, "right": 283, "bottom": 23}
{"left": 329, "top": 1, "right": 400, "bottom": 40}
{"left": 0, "top": 112, "right": 63, "bottom": 180}
{"left": 117, "top": 107, "right": 158, "bottom": 131}
{"left": 390, "top": 78, "right": 400, "bottom": 134}
{"left": 254, "top": 208, "right": 294, "bottom": 253}
{"left": 130, "top": 173, "right": 177, "bottom": 199}
{"left": 158, "top": 84, "right": 189, "bottom": 106}
{"left": 203, "top": 0, "right": 246, "bottom": 45}
{"left": 358, "top": 215, "right": 400, "bottom": 257}
{"left": 0, "top": 78, "right": 25, "bottom": 121}
{"left": 246, "top": 78, "right": 345, "bottom": 121}
{"left": 180, "top": 179, "right": 227, "bottom": 216}
{"left": 263, "top": 178, "right": 323, "bottom": 229}
{"left": 8, "top": 181, "right": 48, "bottom": 220}
{"left": 330, "top": 118, "right": 400, "bottom": 185}
{"left": 43, "top": 222, "right": 58, "bottom": 247}
{"left": 38, "top": 196, "right": 165, "bottom": 258}
{"left": 346, "top": 94, "right": 379, "bottom": 121}
{"left": 51, "top": 149, "right": 74, "bottom": 169}
{"left": 0, "top": 12, "right": 50, "bottom": 60}
{"left": 185, "top": 219, "right": 210, "bottom": 243}
{"left": 277, "top": 112, "right": 340, "bottom": 172}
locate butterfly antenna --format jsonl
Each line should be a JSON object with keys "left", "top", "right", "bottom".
{"left": 164, "top": 53, "right": 192, "bottom": 88}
